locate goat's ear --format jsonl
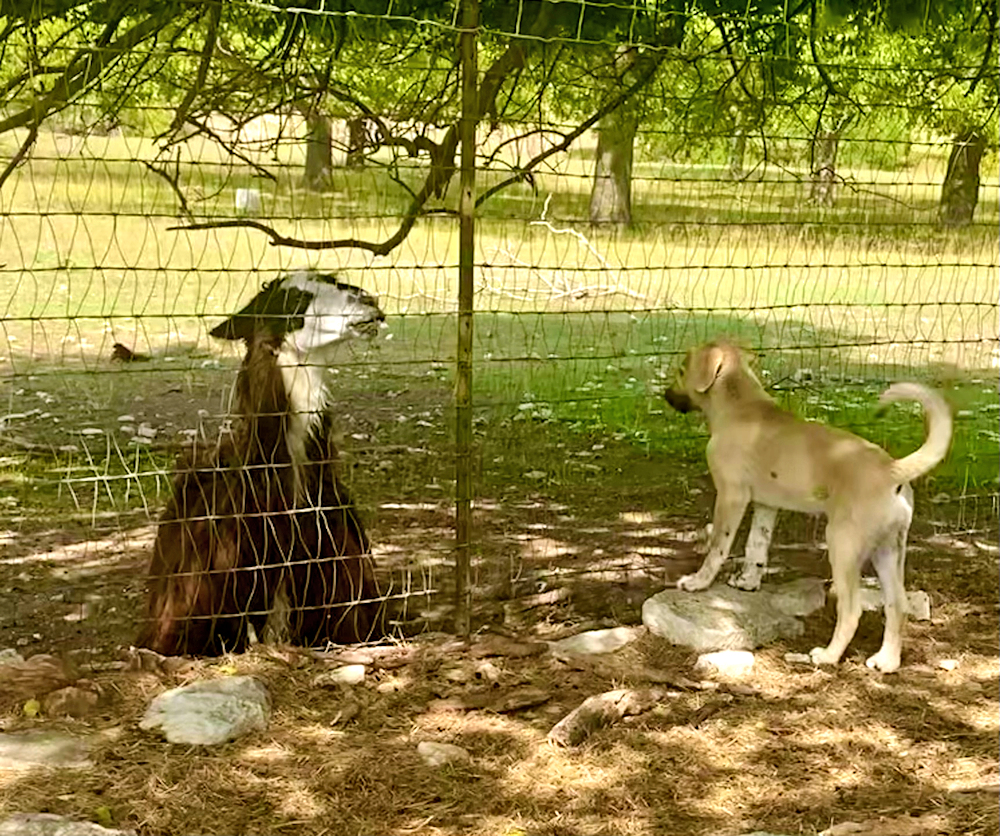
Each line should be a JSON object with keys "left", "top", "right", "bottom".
{"left": 209, "top": 315, "right": 251, "bottom": 341}
{"left": 209, "top": 279, "right": 312, "bottom": 343}
{"left": 688, "top": 344, "right": 730, "bottom": 394}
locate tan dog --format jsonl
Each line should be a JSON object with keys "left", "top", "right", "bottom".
{"left": 663, "top": 340, "right": 952, "bottom": 673}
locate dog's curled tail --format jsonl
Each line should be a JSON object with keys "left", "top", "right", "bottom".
{"left": 880, "top": 382, "right": 953, "bottom": 483}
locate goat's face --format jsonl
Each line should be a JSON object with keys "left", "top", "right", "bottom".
{"left": 210, "top": 271, "right": 386, "bottom": 359}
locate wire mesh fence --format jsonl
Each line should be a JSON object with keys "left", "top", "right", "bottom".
{"left": 0, "top": 0, "right": 997, "bottom": 656}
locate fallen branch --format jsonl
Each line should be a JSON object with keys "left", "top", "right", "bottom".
{"left": 548, "top": 688, "right": 664, "bottom": 747}
{"left": 429, "top": 686, "right": 551, "bottom": 714}
{"left": 312, "top": 640, "right": 465, "bottom": 670}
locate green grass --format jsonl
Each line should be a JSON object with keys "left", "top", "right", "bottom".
{"left": 0, "top": 126, "right": 996, "bottom": 537}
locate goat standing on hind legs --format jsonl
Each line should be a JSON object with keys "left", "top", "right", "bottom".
{"left": 137, "top": 271, "right": 387, "bottom": 656}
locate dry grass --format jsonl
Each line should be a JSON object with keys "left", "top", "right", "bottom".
{"left": 0, "top": 501, "right": 997, "bottom": 836}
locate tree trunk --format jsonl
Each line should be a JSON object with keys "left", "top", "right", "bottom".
{"left": 809, "top": 129, "right": 840, "bottom": 206}
{"left": 589, "top": 107, "right": 638, "bottom": 225}
{"left": 939, "top": 129, "right": 984, "bottom": 226}
{"left": 303, "top": 113, "right": 333, "bottom": 191}
{"left": 728, "top": 127, "right": 747, "bottom": 180}
{"left": 346, "top": 116, "right": 367, "bottom": 169}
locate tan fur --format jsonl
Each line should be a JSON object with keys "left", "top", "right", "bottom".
{"left": 664, "top": 340, "right": 953, "bottom": 673}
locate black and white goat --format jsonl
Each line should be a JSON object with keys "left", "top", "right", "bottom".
{"left": 137, "top": 271, "right": 385, "bottom": 655}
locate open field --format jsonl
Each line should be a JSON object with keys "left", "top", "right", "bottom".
{"left": 0, "top": 127, "right": 997, "bottom": 835}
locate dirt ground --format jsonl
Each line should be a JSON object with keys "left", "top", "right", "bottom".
{"left": 0, "top": 491, "right": 997, "bottom": 836}
{"left": 1, "top": 360, "right": 998, "bottom": 836}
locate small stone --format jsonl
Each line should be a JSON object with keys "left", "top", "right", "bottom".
{"left": 907, "top": 590, "right": 931, "bottom": 621}
{"left": 938, "top": 659, "right": 959, "bottom": 671}
{"left": 474, "top": 660, "right": 501, "bottom": 684}
{"left": 43, "top": 684, "right": 101, "bottom": 718}
{"left": 441, "top": 664, "right": 472, "bottom": 683}
{"left": 417, "top": 741, "right": 471, "bottom": 768}
{"left": 312, "top": 665, "right": 366, "bottom": 687}
{"left": 784, "top": 652, "right": 812, "bottom": 665}
{"left": 694, "top": 650, "right": 755, "bottom": 679}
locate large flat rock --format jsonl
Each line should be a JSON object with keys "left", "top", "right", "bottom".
{"left": 0, "top": 730, "right": 94, "bottom": 770}
{"left": 140, "top": 676, "right": 271, "bottom": 746}
{"left": 0, "top": 813, "right": 134, "bottom": 836}
{"left": 642, "top": 578, "right": 827, "bottom": 652}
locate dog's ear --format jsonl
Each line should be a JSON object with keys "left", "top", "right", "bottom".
{"left": 689, "top": 344, "right": 728, "bottom": 393}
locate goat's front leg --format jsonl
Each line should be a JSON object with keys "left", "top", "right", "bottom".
{"left": 677, "top": 486, "right": 750, "bottom": 591}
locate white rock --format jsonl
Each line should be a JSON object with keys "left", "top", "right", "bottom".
{"left": 0, "top": 813, "right": 135, "bottom": 836}
{"left": 0, "top": 649, "right": 25, "bottom": 665}
{"left": 938, "top": 659, "right": 959, "bottom": 671}
{"left": 784, "top": 652, "right": 812, "bottom": 665}
{"left": 694, "top": 650, "right": 755, "bottom": 678}
{"left": 313, "top": 665, "right": 366, "bottom": 687}
{"left": 474, "top": 660, "right": 501, "bottom": 684}
{"left": 858, "top": 580, "right": 931, "bottom": 621}
{"left": 140, "top": 676, "right": 270, "bottom": 745}
{"left": 0, "top": 730, "right": 93, "bottom": 770}
{"left": 643, "top": 579, "right": 826, "bottom": 652}
{"left": 906, "top": 590, "right": 931, "bottom": 621}
{"left": 549, "top": 626, "right": 644, "bottom": 656}
{"left": 417, "top": 741, "right": 471, "bottom": 768}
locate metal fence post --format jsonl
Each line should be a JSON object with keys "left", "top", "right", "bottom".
{"left": 455, "top": 0, "right": 479, "bottom": 637}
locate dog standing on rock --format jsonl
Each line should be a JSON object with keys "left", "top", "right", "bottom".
{"left": 663, "top": 340, "right": 952, "bottom": 673}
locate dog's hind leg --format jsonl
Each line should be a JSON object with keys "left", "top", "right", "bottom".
{"left": 810, "top": 524, "right": 866, "bottom": 667}
{"left": 677, "top": 487, "right": 750, "bottom": 591}
{"left": 729, "top": 504, "right": 777, "bottom": 591}
{"left": 865, "top": 526, "right": 909, "bottom": 673}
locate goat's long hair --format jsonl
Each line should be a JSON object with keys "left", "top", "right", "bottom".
{"left": 136, "top": 332, "right": 382, "bottom": 656}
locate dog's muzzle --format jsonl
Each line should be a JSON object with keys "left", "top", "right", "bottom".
{"left": 663, "top": 388, "right": 696, "bottom": 413}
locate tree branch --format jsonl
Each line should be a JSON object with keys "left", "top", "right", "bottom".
{"left": 0, "top": 12, "right": 180, "bottom": 136}
{"left": 0, "top": 123, "right": 38, "bottom": 193}
{"left": 167, "top": 2, "right": 221, "bottom": 136}
{"left": 477, "top": 48, "right": 667, "bottom": 207}
{"left": 143, "top": 159, "right": 194, "bottom": 221}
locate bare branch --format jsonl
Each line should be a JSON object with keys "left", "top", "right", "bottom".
{"left": 143, "top": 160, "right": 194, "bottom": 221}
{"left": 0, "top": 123, "right": 38, "bottom": 193}
{"left": 182, "top": 117, "right": 278, "bottom": 182}
{"left": 477, "top": 49, "right": 667, "bottom": 208}
{"left": 167, "top": 2, "right": 221, "bottom": 136}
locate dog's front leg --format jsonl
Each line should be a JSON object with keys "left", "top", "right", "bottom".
{"left": 729, "top": 504, "right": 777, "bottom": 591}
{"left": 677, "top": 487, "right": 749, "bottom": 591}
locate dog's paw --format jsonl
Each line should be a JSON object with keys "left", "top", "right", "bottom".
{"left": 809, "top": 646, "right": 841, "bottom": 666}
{"left": 676, "top": 573, "right": 712, "bottom": 592}
{"left": 865, "top": 650, "right": 900, "bottom": 674}
{"left": 728, "top": 572, "right": 762, "bottom": 592}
